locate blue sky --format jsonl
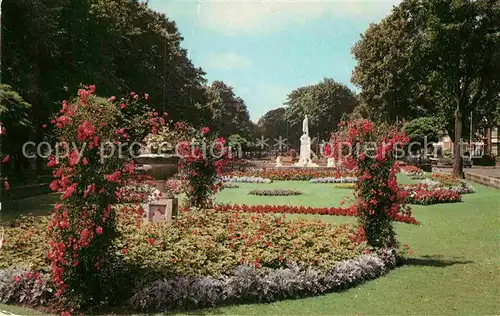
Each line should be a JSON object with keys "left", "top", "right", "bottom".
{"left": 149, "top": 0, "right": 399, "bottom": 121}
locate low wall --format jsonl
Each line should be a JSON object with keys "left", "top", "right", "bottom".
{"left": 465, "top": 172, "right": 500, "bottom": 189}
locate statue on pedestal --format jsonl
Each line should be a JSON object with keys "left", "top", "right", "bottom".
{"left": 294, "top": 115, "right": 318, "bottom": 167}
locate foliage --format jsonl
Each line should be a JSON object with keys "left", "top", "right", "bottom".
{"left": 205, "top": 81, "right": 252, "bottom": 138}
{"left": 140, "top": 120, "right": 196, "bottom": 154}
{"left": 351, "top": 0, "right": 500, "bottom": 177}
{"left": 400, "top": 188, "right": 462, "bottom": 205}
{"left": 222, "top": 176, "right": 272, "bottom": 184}
{"left": 0, "top": 216, "right": 50, "bottom": 271}
{"left": 119, "top": 210, "right": 368, "bottom": 278}
{"left": 328, "top": 120, "right": 409, "bottom": 248}
{"left": 472, "top": 155, "right": 496, "bottom": 166}
{"left": 285, "top": 78, "right": 358, "bottom": 143}
{"left": 1, "top": 0, "right": 212, "bottom": 154}
{"left": 227, "top": 134, "right": 252, "bottom": 155}
{"left": 178, "top": 128, "right": 229, "bottom": 209}
{"left": 403, "top": 117, "right": 442, "bottom": 148}
{"left": 0, "top": 269, "right": 53, "bottom": 307}
{"left": 248, "top": 189, "right": 302, "bottom": 196}
{"left": 213, "top": 204, "right": 419, "bottom": 225}
{"left": 229, "top": 169, "right": 353, "bottom": 181}
{"left": 310, "top": 177, "right": 359, "bottom": 183}
{"left": 400, "top": 165, "right": 425, "bottom": 179}
{"left": 0, "top": 85, "right": 33, "bottom": 183}
{"left": 257, "top": 108, "right": 288, "bottom": 140}
{"left": 129, "top": 249, "right": 397, "bottom": 312}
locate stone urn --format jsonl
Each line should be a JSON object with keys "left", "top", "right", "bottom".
{"left": 134, "top": 153, "right": 180, "bottom": 220}
{"left": 135, "top": 154, "right": 179, "bottom": 195}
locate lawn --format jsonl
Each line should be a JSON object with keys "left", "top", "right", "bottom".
{"left": 1, "top": 176, "right": 499, "bottom": 315}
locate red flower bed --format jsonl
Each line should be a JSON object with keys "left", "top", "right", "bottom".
{"left": 228, "top": 169, "right": 353, "bottom": 181}
{"left": 213, "top": 204, "right": 419, "bottom": 225}
{"left": 401, "top": 188, "right": 461, "bottom": 205}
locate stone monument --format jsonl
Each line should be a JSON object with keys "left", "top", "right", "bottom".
{"left": 327, "top": 157, "right": 335, "bottom": 168}
{"left": 275, "top": 155, "right": 283, "bottom": 167}
{"left": 293, "top": 115, "right": 318, "bottom": 167}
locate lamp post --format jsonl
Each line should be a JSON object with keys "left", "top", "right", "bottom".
{"left": 470, "top": 110, "right": 473, "bottom": 158}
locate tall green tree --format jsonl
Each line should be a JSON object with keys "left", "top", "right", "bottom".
{"left": 257, "top": 107, "right": 287, "bottom": 139}
{"left": 205, "top": 81, "right": 252, "bottom": 138}
{"left": 285, "top": 78, "right": 357, "bottom": 144}
{"left": 352, "top": 0, "right": 500, "bottom": 178}
{"left": 1, "top": 0, "right": 211, "bottom": 162}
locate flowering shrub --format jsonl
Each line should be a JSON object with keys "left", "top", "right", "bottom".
{"left": 401, "top": 165, "right": 425, "bottom": 179}
{"left": 228, "top": 169, "right": 353, "bottom": 181}
{"left": 129, "top": 249, "right": 397, "bottom": 312}
{"left": 222, "top": 176, "right": 272, "bottom": 184}
{"left": 310, "top": 177, "right": 359, "bottom": 183}
{"left": 327, "top": 120, "right": 409, "bottom": 248}
{"left": 173, "top": 126, "right": 230, "bottom": 209}
{"left": 248, "top": 189, "right": 302, "bottom": 196}
{"left": 213, "top": 204, "right": 419, "bottom": 225}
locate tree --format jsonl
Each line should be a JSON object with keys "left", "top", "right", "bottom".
{"left": 205, "top": 81, "right": 252, "bottom": 138}
{"left": 1, "top": 0, "right": 212, "bottom": 165}
{"left": 352, "top": 0, "right": 500, "bottom": 178}
{"left": 0, "top": 84, "right": 33, "bottom": 182}
{"left": 257, "top": 107, "right": 287, "bottom": 139}
{"left": 285, "top": 78, "right": 357, "bottom": 144}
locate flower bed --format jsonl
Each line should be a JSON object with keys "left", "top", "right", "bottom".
{"left": 332, "top": 183, "right": 356, "bottom": 189}
{"left": 129, "top": 249, "right": 397, "bottom": 313}
{"left": 213, "top": 204, "right": 419, "bottom": 225}
{"left": 310, "top": 177, "right": 359, "bottom": 183}
{"left": 0, "top": 210, "right": 379, "bottom": 311}
{"left": 401, "top": 188, "right": 462, "bottom": 205}
{"left": 401, "top": 165, "right": 425, "bottom": 179}
{"left": 222, "top": 182, "right": 240, "bottom": 189}
{"left": 248, "top": 189, "right": 302, "bottom": 196}
{"left": 228, "top": 169, "right": 353, "bottom": 181}
{"left": 431, "top": 173, "right": 462, "bottom": 186}
{"left": 222, "top": 176, "right": 272, "bottom": 183}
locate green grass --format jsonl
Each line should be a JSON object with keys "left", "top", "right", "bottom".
{"left": 193, "top": 177, "right": 500, "bottom": 315}
{"left": 2, "top": 176, "right": 499, "bottom": 315}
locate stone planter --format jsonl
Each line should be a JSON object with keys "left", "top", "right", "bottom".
{"left": 135, "top": 154, "right": 179, "bottom": 194}
{"left": 134, "top": 154, "right": 180, "bottom": 220}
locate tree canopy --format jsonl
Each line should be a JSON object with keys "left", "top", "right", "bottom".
{"left": 257, "top": 107, "right": 287, "bottom": 139}
{"left": 284, "top": 78, "right": 357, "bottom": 143}
{"left": 205, "top": 81, "right": 252, "bottom": 138}
{"left": 352, "top": 0, "right": 500, "bottom": 176}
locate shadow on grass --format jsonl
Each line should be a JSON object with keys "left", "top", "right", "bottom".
{"left": 1, "top": 193, "right": 58, "bottom": 221}
{"left": 404, "top": 255, "right": 473, "bottom": 267}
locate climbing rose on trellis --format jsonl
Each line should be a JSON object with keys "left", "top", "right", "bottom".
{"left": 327, "top": 120, "right": 409, "bottom": 248}
{"left": 46, "top": 86, "right": 153, "bottom": 310}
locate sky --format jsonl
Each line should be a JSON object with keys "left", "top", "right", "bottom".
{"left": 149, "top": 0, "right": 400, "bottom": 122}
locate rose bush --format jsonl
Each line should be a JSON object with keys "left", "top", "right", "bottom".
{"left": 327, "top": 120, "right": 410, "bottom": 248}
{"left": 45, "top": 86, "right": 156, "bottom": 310}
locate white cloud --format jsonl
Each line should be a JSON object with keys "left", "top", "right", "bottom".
{"left": 204, "top": 52, "right": 252, "bottom": 69}
{"left": 196, "top": 0, "right": 402, "bottom": 35}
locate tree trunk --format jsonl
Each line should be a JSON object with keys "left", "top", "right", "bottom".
{"left": 453, "top": 108, "right": 463, "bottom": 179}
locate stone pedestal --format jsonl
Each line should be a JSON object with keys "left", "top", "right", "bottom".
{"left": 141, "top": 196, "right": 178, "bottom": 221}
{"left": 293, "top": 133, "right": 318, "bottom": 167}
